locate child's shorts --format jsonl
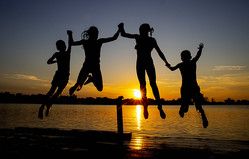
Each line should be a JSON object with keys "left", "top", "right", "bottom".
{"left": 181, "top": 85, "right": 204, "bottom": 111}
{"left": 51, "top": 71, "right": 69, "bottom": 88}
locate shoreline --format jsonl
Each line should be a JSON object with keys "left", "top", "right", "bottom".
{"left": 1, "top": 92, "right": 249, "bottom": 105}
{"left": 1, "top": 102, "right": 249, "bottom": 106}
{"left": 1, "top": 127, "right": 249, "bottom": 159}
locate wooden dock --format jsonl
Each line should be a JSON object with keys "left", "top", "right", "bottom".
{"left": 0, "top": 127, "right": 132, "bottom": 158}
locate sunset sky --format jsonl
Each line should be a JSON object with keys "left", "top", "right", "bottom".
{"left": 1, "top": 0, "right": 249, "bottom": 101}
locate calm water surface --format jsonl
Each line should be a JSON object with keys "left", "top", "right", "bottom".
{"left": 1, "top": 104, "right": 249, "bottom": 151}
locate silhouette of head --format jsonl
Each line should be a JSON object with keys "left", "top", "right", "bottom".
{"left": 82, "top": 26, "right": 99, "bottom": 40}
{"left": 56, "top": 40, "right": 66, "bottom": 51}
{"left": 139, "top": 23, "right": 154, "bottom": 36}
{"left": 181, "top": 50, "right": 192, "bottom": 62}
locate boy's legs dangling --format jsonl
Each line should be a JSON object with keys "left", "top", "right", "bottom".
{"left": 38, "top": 85, "right": 57, "bottom": 119}
{"left": 180, "top": 87, "right": 190, "bottom": 118}
{"left": 193, "top": 90, "right": 208, "bottom": 128}
{"left": 179, "top": 100, "right": 189, "bottom": 118}
{"left": 45, "top": 85, "right": 66, "bottom": 117}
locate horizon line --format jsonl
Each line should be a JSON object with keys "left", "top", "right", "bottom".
{"left": 1, "top": 91, "right": 249, "bottom": 103}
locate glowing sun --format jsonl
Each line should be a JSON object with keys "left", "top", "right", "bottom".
{"left": 133, "top": 89, "right": 142, "bottom": 99}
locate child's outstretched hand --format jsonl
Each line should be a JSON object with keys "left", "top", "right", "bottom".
{"left": 198, "top": 43, "right": 204, "bottom": 49}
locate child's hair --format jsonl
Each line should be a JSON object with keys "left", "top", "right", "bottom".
{"left": 81, "top": 26, "right": 99, "bottom": 40}
{"left": 56, "top": 40, "right": 66, "bottom": 51}
{"left": 181, "top": 50, "right": 192, "bottom": 62}
{"left": 139, "top": 23, "right": 154, "bottom": 36}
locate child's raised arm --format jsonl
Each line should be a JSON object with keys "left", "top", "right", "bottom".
{"left": 192, "top": 43, "right": 204, "bottom": 63}
{"left": 67, "top": 30, "right": 84, "bottom": 46}
{"left": 118, "top": 23, "right": 138, "bottom": 39}
{"left": 99, "top": 29, "right": 120, "bottom": 44}
{"left": 67, "top": 30, "right": 72, "bottom": 53}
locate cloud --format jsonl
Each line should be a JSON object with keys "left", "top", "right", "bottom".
{"left": 3, "top": 74, "right": 47, "bottom": 82}
{"left": 213, "top": 66, "right": 246, "bottom": 71}
{"left": 199, "top": 73, "right": 249, "bottom": 86}
{"left": 198, "top": 73, "right": 249, "bottom": 100}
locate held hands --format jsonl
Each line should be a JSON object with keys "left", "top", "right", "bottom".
{"left": 118, "top": 23, "right": 124, "bottom": 29}
{"left": 165, "top": 62, "right": 171, "bottom": 68}
{"left": 67, "top": 30, "right": 72, "bottom": 35}
{"left": 118, "top": 23, "right": 124, "bottom": 32}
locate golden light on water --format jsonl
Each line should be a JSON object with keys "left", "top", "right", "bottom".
{"left": 131, "top": 105, "right": 143, "bottom": 150}
{"left": 136, "top": 105, "right": 142, "bottom": 130}
{"left": 131, "top": 136, "right": 143, "bottom": 150}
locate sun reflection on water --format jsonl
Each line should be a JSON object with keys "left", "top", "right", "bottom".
{"left": 129, "top": 105, "right": 144, "bottom": 150}
{"left": 130, "top": 135, "right": 144, "bottom": 150}
{"left": 136, "top": 105, "right": 142, "bottom": 130}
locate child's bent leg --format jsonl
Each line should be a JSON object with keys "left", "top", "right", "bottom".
{"left": 38, "top": 105, "right": 45, "bottom": 119}
{"left": 92, "top": 67, "right": 103, "bottom": 91}
{"left": 179, "top": 103, "right": 189, "bottom": 118}
{"left": 179, "top": 97, "right": 189, "bottom": 118}
{"left": 70, "top": 66, "right": 89, "bottom": 96}
{"left": 46, "top": 85, "right": 65, "bottom": 116}
{"left": 46, "top": 85, "right": 57, "bottom": 97}
{"left": 38, "top": 86, "right": 57, "bottom": 119}
{"left": 198, "top": 107, "right": 208, "bottom": 128}
{"left": 195, "top": 103, "right": 208, "bottom": 128}
{"left": 194, "top": 92, "right": 208, "bottom": 128}
{"left": 180, "top": 87, "right": 190, "bottom": 118}
{"left": 84, "top": 75, "right": 93, "bottom": 85}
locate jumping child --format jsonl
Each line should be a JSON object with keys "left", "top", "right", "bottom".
{"left": 69, "top": 26, "right": 119, "bottom": 95}
{"left": 118, "top": 23, "right": 170, "bottom": 119}
{"left": 167, "top": 43, "right": 208, "bottom": 128}
{"left": 38, "top": 30, "right": 72, "bottom": 119}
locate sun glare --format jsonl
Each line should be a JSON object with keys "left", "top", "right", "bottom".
{"left": 133, "top": 89, "right": 141, "bottom": 99}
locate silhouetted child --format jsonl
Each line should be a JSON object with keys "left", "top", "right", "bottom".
{"left": 69, "top": 26, "right": 119, "bottom": 95}
{"left": 119, "top": 23, "right": 170, "bottom": 119}
{"left": 167, "top": 43, "right": 208, "bottom": 128}
{"left": 38, "top": 30, "right": 72, "bottom": 119}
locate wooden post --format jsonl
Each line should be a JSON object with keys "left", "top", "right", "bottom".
{"left": 116, "top": 96, "right": 124, "bottom": 134}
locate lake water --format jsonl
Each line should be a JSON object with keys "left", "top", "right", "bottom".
{"left": 1, "top": 104, "right": 249, "bottom": 152}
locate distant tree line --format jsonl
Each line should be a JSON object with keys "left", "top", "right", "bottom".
{"left": 0, "top": 92, "right": 249, "bottom": 105}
